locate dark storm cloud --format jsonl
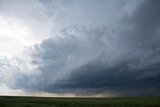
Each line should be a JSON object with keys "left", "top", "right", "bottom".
{"left": 14, "top": 0, "right": 160, "bottom": 96}
{"left": 127, "top": 0, "right": 160, "bottom": 47}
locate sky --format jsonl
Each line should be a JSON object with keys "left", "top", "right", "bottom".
{"left": 0, "top": 0, "right": 160, "bottom": 97}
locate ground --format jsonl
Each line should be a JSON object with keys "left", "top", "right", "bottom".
{"left": 0, "top": 96, "right": 160, "bottom": 107}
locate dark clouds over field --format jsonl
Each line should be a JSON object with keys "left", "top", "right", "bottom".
{"left": 0, "top": 0, "right": 160, "bottom": 97}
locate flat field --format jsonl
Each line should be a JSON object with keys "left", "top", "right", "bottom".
{"left": 0, "top": 96, "right": 160, "bottom": 107}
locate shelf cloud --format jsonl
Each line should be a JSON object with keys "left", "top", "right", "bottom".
{"left": 0, "top": 0, "right": 160, "bottom": 97}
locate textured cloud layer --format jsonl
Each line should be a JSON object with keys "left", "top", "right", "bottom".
{"left": 0, "top": 0, "right": 160, "bottom": 97}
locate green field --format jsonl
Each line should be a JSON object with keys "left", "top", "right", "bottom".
{"left": 0, "top": 96, "right": 160, "bottom": 107}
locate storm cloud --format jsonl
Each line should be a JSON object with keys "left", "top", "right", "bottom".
{"left": 0, "top": 0, "right": 160, "bottom": 97}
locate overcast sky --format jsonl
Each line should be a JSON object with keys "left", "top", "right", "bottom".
{"left": 0, "top": 0, "right": 160, "bottom": 97}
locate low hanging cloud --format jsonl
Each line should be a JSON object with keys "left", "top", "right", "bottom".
{"left": 0, "top": 0, "right": 160, "bottom": 97}
{"left": 11, "top": 0, "right": 159, "bottom": 97}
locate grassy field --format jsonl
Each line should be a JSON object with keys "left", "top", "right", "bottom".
{"left": 0, "top": 96, "right": 160, "bottom": 107}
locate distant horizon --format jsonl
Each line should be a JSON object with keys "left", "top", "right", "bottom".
{"left": 1, "top": 95, "right": 160, "bottom": 98}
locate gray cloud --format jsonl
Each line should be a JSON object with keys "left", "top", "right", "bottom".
{"left": 1, "top": 0, "right": 160, "bottom": 97}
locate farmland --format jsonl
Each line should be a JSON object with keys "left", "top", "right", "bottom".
{"left": 0, "top": 96, "right": 160, "bottom": 107}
